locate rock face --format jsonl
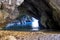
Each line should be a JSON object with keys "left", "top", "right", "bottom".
{"left": 0, "top": 0, "right": 24, "bottom": 21}
{"left": 0, "top": 0, "right": 24, "bottom": 27}
{"left": 0, "top": 0, "right": 23, "bottom": 28}
{"left": 48, "top": 0, "right": 60, "bottom": 30}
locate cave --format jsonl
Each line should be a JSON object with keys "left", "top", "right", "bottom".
{"left": 17, "top": 0, "right": 60, "bottom": 31}
{"left": 0, "top": 0, "right": 60, "bottom": 31}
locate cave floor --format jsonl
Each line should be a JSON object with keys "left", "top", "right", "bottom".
{"left": 0, "top": 30, "right": 60, "bottom": 40}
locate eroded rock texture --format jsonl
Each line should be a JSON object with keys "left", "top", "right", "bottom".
{"left": 0, "top": 0, "right": 24, "bottom": 23}
{"left": 49, "top": 0, "right": 60, "bottom": 30}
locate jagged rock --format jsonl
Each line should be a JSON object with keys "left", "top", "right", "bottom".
{"left": 0, "top": 0, "right": 24, "bottom": 21}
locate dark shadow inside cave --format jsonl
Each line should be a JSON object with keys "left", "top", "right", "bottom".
{"left": 1, "top": 0, "right": 60, "bottom": 31}
{"left": 17, "top": 0, "right": 60, "bottom": 31}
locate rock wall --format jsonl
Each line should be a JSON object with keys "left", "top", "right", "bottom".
{"left": 49, "top": 0, "right": 60, "bottom": 29}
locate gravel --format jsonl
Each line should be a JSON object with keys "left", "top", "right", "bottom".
{"left": 0, "top": 30, "right": 60, "bottom": 40}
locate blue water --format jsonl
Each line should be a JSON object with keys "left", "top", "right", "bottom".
{"left": 5, "top": 20, "right": 32, "bottom": 30}
{"left": 5, "top": 17, "right": 39, "bottom": 31}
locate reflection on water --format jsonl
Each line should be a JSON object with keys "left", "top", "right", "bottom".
{"left": 5, "top": 16, "right": 39, "bottom": 31}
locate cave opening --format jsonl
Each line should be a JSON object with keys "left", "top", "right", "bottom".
{"left": 0, "top": 0, "right": 60, "bottom": 31}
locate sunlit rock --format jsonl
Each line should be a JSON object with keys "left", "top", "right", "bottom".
{"left": 3, "top": 36, "right": 17, "bottom": 40}
{"left": 0, "top": 10, "right": 9, "bottom": 23}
